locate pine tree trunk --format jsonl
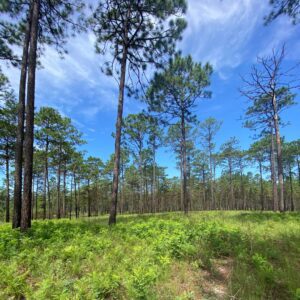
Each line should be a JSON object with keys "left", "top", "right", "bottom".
{"left": 35, "top": 177, "right": 39, "bottom": 219}
{"left": 297, "top": 158, "right": 300, "bottom": 186}
{"left": 63, "top": 167, "right": 66, "bottom": 217}
{"left": 229, "top": 158, "right": 234, "bottom": 209}
{"left": 5, "top": 147, "right": 10, "bottom": 223}
{"left": 152, "top": 145, "right": 156, "bottom": 213}
{"left": 209, "top": 148, "right": 214, "bottom": 209}
{"left": 202, "top": 169, "right": 206, "bottom": 210}
{"left": 271, "top": 132, "right": 279, "bottom": 211}
{"left": 57, "top": 159, "right": 61, "bottom": 219}
{"left": 21, "top": 0, "right": 40, "bottom": 231}
{"left": 42, "top": 138, "right": 48, "bottom": 220}
{"left": 272, "top": 94, "right": 284, "bottom": 212}
{"left": 47, "top": 168, "right": 51, "bottom": 219}
{"left": 109, "top": 44, "right": 128, "bottom": 225}
{"left": 88, "top": 179, "right": 91, "bottom": 217}
{"left": 259, "top": 161, "right": 264, "bottom": 210}
{"left": 70, "top": 176, "right": 73, "bottom": 219}
{"left": 139, "top": 148, "right": 143, "bottom": 214}
{"left": 181, "top": 113, "right": 188, "bottom": 214}
{"left": 31, "top": 176, "right": 34, "bottom": 220}
{"left": 78, "top": 180, "right": 80, "bottom": 217}
{"left": 74, "top": 174, "right": 78, "bottom": 218}
{"left": 289, "top": 164, "right": 294, "bottom": 211}
{"left": 13, "top": 4, "right": 32, "bottom": 229}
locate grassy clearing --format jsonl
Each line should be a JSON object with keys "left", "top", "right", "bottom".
{"left": 0, "top": 212, "right": 299, "bottom": 299}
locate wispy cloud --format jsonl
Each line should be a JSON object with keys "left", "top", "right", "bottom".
{"left": 181, "top": 0, "right": 298, "bottom": 80}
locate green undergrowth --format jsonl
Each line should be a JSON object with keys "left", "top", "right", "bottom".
{"left": 0, "top": 211, "right": 299, "bottom": 299}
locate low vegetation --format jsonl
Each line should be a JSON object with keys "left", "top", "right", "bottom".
{"left": 0, "top": 211, "right": 299, "bottom": 299}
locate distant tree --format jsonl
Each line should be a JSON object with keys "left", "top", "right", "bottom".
{"left": 241, "top": 46, "right": 298, "bottom": 212}
{"left": 248, "top": 138, "right": 269, "bottom": 210}
{"left": 123, "top": 113, "right": 150, "bottom": 213}
{"left": 36, "top": 107, "right": 64, "bottom": 219}
{"left": 84, "top": 156, "right": 103, "bottom": 217}
{"left": 165, "top": 121, "right": 196, "bottom": 211}
{"left": 265, "top": 0, "right": 300, "bottom": 24}
{"left": 69, "top": 151, "right": 85, "bottom": 219}
{"left": 282, "top": 141, "right": 298, "bottom": 210}
{"left": 192, "top": 150, "right": 209, "bottom": 210}
{"left": 90, "top": 0, "right": 187, "bottom": 225}
{"left": 0, "top": 89, "right": 17, "bottom": 222}
{"left": 198, "top": 117, "right": 222, "bottom": 209}
{"left": 147, "top": 54, "right": 212, "bottom": 213}
{"left": 147, "top": 116, "right": 163, "bottom": 213}
{"left": 220, "top": 137, "right": 240, "bottom": 209}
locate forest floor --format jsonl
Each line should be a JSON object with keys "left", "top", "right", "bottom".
{"left": 0, "top": 211, "right": 299, "bottom": 299}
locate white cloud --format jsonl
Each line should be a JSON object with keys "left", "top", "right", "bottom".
{"left": 181, "top": 0, "right": 298, "bottom": 79}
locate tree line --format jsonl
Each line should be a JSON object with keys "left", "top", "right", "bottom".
{"left": 0, "top": 0, "right": 299, "bottom": 229}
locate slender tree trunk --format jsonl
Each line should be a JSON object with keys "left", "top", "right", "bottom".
{"left": 180, "top": 154, "right": 183, "bottom": 210}
{"left": 119, "top": 158, "right": 123, "bottom": 214}
{"left": 78, "top": 180, "right": 80, "bottom": 217}
{"left": 202, "top": 169, "right": 206, "bottom": 210}
{"left": 181, "top": 113, "right": 188, "bottom": 214}
{"left": 272, "top": 94, "right": 284, "bottom": 212}
{"left": 57, "top": 160, "right": 61, "bottom": 219}
{"left": 139, "top": 148, "right": 143, "bottom": 214}
{"left": 108, "top": 43, "right": 128, "bottom": 225}
{"left": 74, "top": 174, "right": 78, "bottom": 218}
{"left": 271, "top": 131, "right": 279, "bottom": 211}
{"left": 35, "top": 177, "right": 39, "bottom": 219}
{"left": 31, "top": 175, "right": 34, "bottom": 220}
{"left": 63, "top": 167, "right": 66, "bottom": 218}
{"left": 297, "top": 157, "right": 300, "bottom": 186}
{"left": 259, "top": 161, "right": 264, "bottom": 210}
{"left": 209, "top": 148, "right": 214, "bottom": 209}
{"left": 47, "top": 169, "right": 51, "bottom": 219}
{"left": 13, "top": 4, "right": 32, "bottom": 229}
{"left": 5, "top": 148, "right": 10, "bottom": 223}
{"left": 42, "top": 139, "right": 48, "bottom": 219}
{"left": 88, "top": 179, "right": 91, "bottom": 217}
{"left": 152, "top": 145, "right": 156, "bottom": 213}
{"left": 70, "top": 176, "right": 73, "bottom": 219}
{"left": 289, "top": 164, "right": 294, "bottom": 211}
{"left": 21, "top": 0, "right": 40, "bottom": 231}
{"left": 229, "top": 158, "right": 234, "bottom": 209}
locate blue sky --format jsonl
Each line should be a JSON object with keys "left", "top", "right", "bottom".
{"left": 1, "top": 0, "right": 300, "bottom": 177}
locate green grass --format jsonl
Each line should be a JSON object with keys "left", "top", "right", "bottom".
{"left": 0, "top": 212, "right": 299, "bottom": 299}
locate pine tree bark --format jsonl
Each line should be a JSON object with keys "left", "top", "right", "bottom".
{"left": 296, "top": 158, "right": 300, "bottom": 187}
{"left": 270, "top": 132, "right": 279, "bottom": 211}
{"left": 272, "top": 94, "right": 284, "bottom": 212}
{"left": 109, "top": 44, "right": 128, "bottom": 225}
{"left": 228, "top": 158, "right": 234, "bottom": 209}
{"left": 259, "top": 161, "right": 264, "bottom": 210}
{"left": 63, "top": 167, "right": 67, "bottom": 217}
{"left": 42, "top": 138, "right": 48, "bottom": 219}
{"left": 88, "top": 179, "right": 91, "bottom": 217}
{"left": 289, "top": 164, "right": 294, "bottom": 211}
{"left": 35, "top": 177, "right": 39, "bottom": 219}
{"left": 202, "top": 169, "right": 206, "bottom": 210}
{"left": 21, "top": 0, "right": 40, "bottom": 231}
{"left": 152, "top": 145, "right": 156, "bottom": 213}
{"left": 209, "top": 147, "right": 214, "bottom": 209}
{"left": 5, "top": 146, "right": 10, "bottom": 223}
{"left": 181, "top": 113, "right": 188, "bottom": 214}
{"left": 139, "top": 147, "right": 143, "bottom": 214}
{"left": 57, "top": 159, "right": 61, "bottom": 219}
{"left": 13, "top": 4, "right": 32, "bottom": 229}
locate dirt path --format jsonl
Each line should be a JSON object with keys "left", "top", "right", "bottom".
{"left": 156, "top": 258, "right": 234, "bottom": 299}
